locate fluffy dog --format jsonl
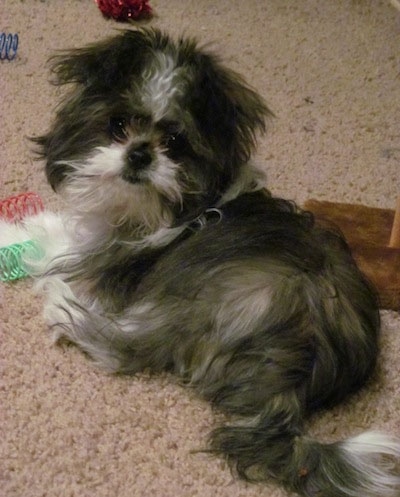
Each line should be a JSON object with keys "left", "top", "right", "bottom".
{"left": 4, "top": 29, "right": 400, "bottom": 497}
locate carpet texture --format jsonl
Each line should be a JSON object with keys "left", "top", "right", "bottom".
{"left": 1, "top": 1, "right": 400, "bottom": 496}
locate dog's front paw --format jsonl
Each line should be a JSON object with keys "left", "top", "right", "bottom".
{"left": 40, "top": 277, "right": 83, "bottom": 343}
{"left": 40, "top": 276, "right": 141, "bottom": 373}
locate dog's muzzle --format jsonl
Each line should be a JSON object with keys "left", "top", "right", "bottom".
{"left": 123, "top": 142, "right": 153, "bottom": 183}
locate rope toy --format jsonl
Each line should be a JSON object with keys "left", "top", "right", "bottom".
{"left": 0, "top": 193, "right": 44, "bottom": 282}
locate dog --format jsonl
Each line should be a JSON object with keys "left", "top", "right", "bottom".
{"left": 3, "top": 28, "right": 400, "bottom": 497}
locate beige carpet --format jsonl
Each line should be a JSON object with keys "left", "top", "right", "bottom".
{"left": 1, "top": 1, "right": 400, "bottom": 496}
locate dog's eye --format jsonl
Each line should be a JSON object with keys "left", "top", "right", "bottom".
{"left": 163, "top": 132, "right": 188, "bottom": 152}
{"left": 108, "top": 116, "right": 128, "bottom": 143}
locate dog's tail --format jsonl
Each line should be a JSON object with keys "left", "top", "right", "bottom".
{"left": 209, "top": 404, "right": 400, "bottom": 497}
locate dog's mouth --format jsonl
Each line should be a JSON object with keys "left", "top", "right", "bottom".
{"left": 121, "top": 169, "right": 148, "bottom": 184}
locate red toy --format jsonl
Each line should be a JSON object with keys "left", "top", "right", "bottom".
{"left": 94, "top": 0, "right": 152, "bottom": 21}
{"left": 0, "top": 192, "right": 44, "bottom": 222}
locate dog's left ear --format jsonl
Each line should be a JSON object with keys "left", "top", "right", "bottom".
{"left": 189, "top": 54, "right": 273, "bottom": 168}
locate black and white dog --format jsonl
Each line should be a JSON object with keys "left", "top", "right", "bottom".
{"left": 3, "top": 29, "right": 400, "bottom": 497}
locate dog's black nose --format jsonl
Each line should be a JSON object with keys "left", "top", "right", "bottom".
{"left": 122, "top": 142, "right": 153, "bottom": 184}
{"left": 127, "top": 143, "right": 153, "bottom": 170}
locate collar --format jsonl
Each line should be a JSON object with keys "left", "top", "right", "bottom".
{"left": 187, "top": 208, "right": 224, "bottom": 232}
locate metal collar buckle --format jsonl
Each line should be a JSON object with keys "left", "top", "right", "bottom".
{"left": 188, "top": 208, "right": 223, "bottom": 231}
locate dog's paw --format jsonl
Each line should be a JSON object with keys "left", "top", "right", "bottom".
{"left": 39, "top": 277, "right": 82, "bottom": 341}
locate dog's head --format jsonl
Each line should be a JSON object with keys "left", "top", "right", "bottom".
{"left": 34, "top": 29, "right": 271, "bottom": 230}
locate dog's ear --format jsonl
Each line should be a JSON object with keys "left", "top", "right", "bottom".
{"left": 190, "top": 54, "right": 273, "bottom": 168}
{"left": 47, "top": 29, "right": 162, "bottom": 90}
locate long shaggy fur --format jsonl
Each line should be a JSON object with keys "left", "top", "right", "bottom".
{"left": 10, "top": 28, "right": 398, "bottom": 496}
